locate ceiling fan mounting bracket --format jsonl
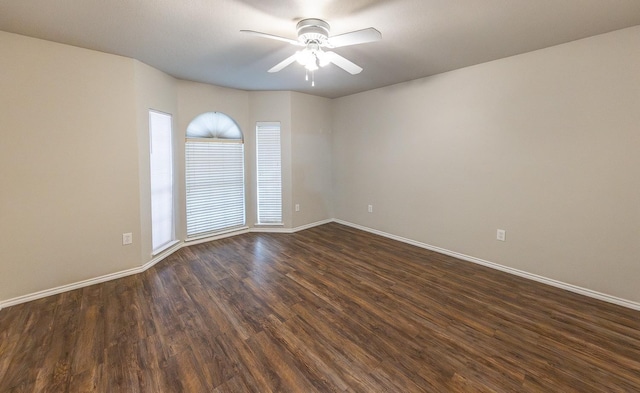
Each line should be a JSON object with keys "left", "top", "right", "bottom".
{"left": 296, "top": 18, "right": 330, "bottom": 45}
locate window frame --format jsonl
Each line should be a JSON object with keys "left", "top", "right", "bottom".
{"left": 255, "top": 121, "right": 283, "bottom": 225}
{"left": 184, "top": 112, "right": 246, "bottom": 239}
{"left": 149, "top": 109, "right": 176, "bottom": 254}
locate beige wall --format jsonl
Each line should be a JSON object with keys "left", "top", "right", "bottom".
{"left": 291, "top": 92, "right": 333, "bottom": 228}
{"left": 174, "top": 87, "right": 334, "bottom": 232}
{"left": 331, "top": 26, "right": 640, "bottom": 303}
{"left": 0, "top": 36, "right": 333, "bottom": 303}
{"left": 0, "top": 32, "right": 142, "bottom": 300}
{"left": 248, "top": 91, "right": 334, "bottom": 229}
{"left": 2, "top": 26, "right": 638, "bottom": 306}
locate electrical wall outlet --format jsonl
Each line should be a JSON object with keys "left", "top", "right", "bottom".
{"left": 295, "top": 204, "right": 300, "bottom": 212}
{"left": 496, "top": 229, "right": 506, "bottom": 241}
{"left": 122, "top": 232, "right": 133, "bottom": 245}
{"left": 368, "top": 204, "right": 373, "bottom": 213}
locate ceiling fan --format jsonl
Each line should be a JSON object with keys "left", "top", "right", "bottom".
{"left": 241, "top": 18, "right": 381, "bottom": 85}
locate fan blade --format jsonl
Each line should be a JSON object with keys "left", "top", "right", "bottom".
{"left": 327, "top": 28, "right": 381, "bottom": 48}
{"left": 240, "top": 30, "right": 302, "bottom": 46}
{"left": 324, "top": 51, "right": 363, "bottom": 75}
{"left": 268, "top": 54, "right": 298, "bottom": 73}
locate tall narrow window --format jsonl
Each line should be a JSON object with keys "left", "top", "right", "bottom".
{"left": 256, "top": 122, "right": 282, "bottom": 224}
{"left": 185, "top": 112, "right": 245, "bottom": 238}
{"left": 149, "top": 110, "right": 175, "bottom": 252}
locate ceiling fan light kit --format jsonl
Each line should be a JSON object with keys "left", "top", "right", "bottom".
{"left": 241, "top": 18, "right": 381, "bottom": 86}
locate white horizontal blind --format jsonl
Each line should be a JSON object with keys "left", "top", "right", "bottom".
{"left": 256, "top": 122, "right": 282, "bottom": 224}
{"left": 149, "top": 110, "right": 175, "bottom": 252}
{"left": 185, "top": 140, "right": 245, "bottom": 237}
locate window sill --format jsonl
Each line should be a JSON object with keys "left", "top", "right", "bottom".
{"left": 152, "top": 240, "right": 181, "bottom": 257}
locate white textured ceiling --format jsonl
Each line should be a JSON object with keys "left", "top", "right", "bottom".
{"left": 1, "top": 0, "right": 640, "bottom": 98}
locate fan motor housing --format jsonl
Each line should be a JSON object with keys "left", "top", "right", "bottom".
{"left": 296, "top": 18, "right": 330, "bottom": 44}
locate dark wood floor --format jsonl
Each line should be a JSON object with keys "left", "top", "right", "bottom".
{"left": 1, "top": 223, "right": 639, "bottom": 392}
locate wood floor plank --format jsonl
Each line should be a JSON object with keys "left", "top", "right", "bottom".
{"left": 1, "top": 222, "right": 639, "bottom": 392}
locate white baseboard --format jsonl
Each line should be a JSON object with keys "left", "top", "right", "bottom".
{"left": 249, "top": 219, "right": 334, "bottom": 234}
{"left": 291, "top": 218, "right": 335, "bottom": 233}
{"left": 0, "top": 240, "right": 185, "bottom": 310}
{"left": 0, "top": 219, "right": 334, "bottom": 310}
{"left": 249, "top": 227, "right": 292, "bottom": 234}
{"left": 0, "top": 266, "right": 144, "bottom": 310}
{"left": 334, "top": 219, "right": 640, "bottom": 311}
{"left": 145, "top": 241, "right": 184, "bottom": 269}
{"left": 3, "top": 218, "right": 638, "bottom": 312}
